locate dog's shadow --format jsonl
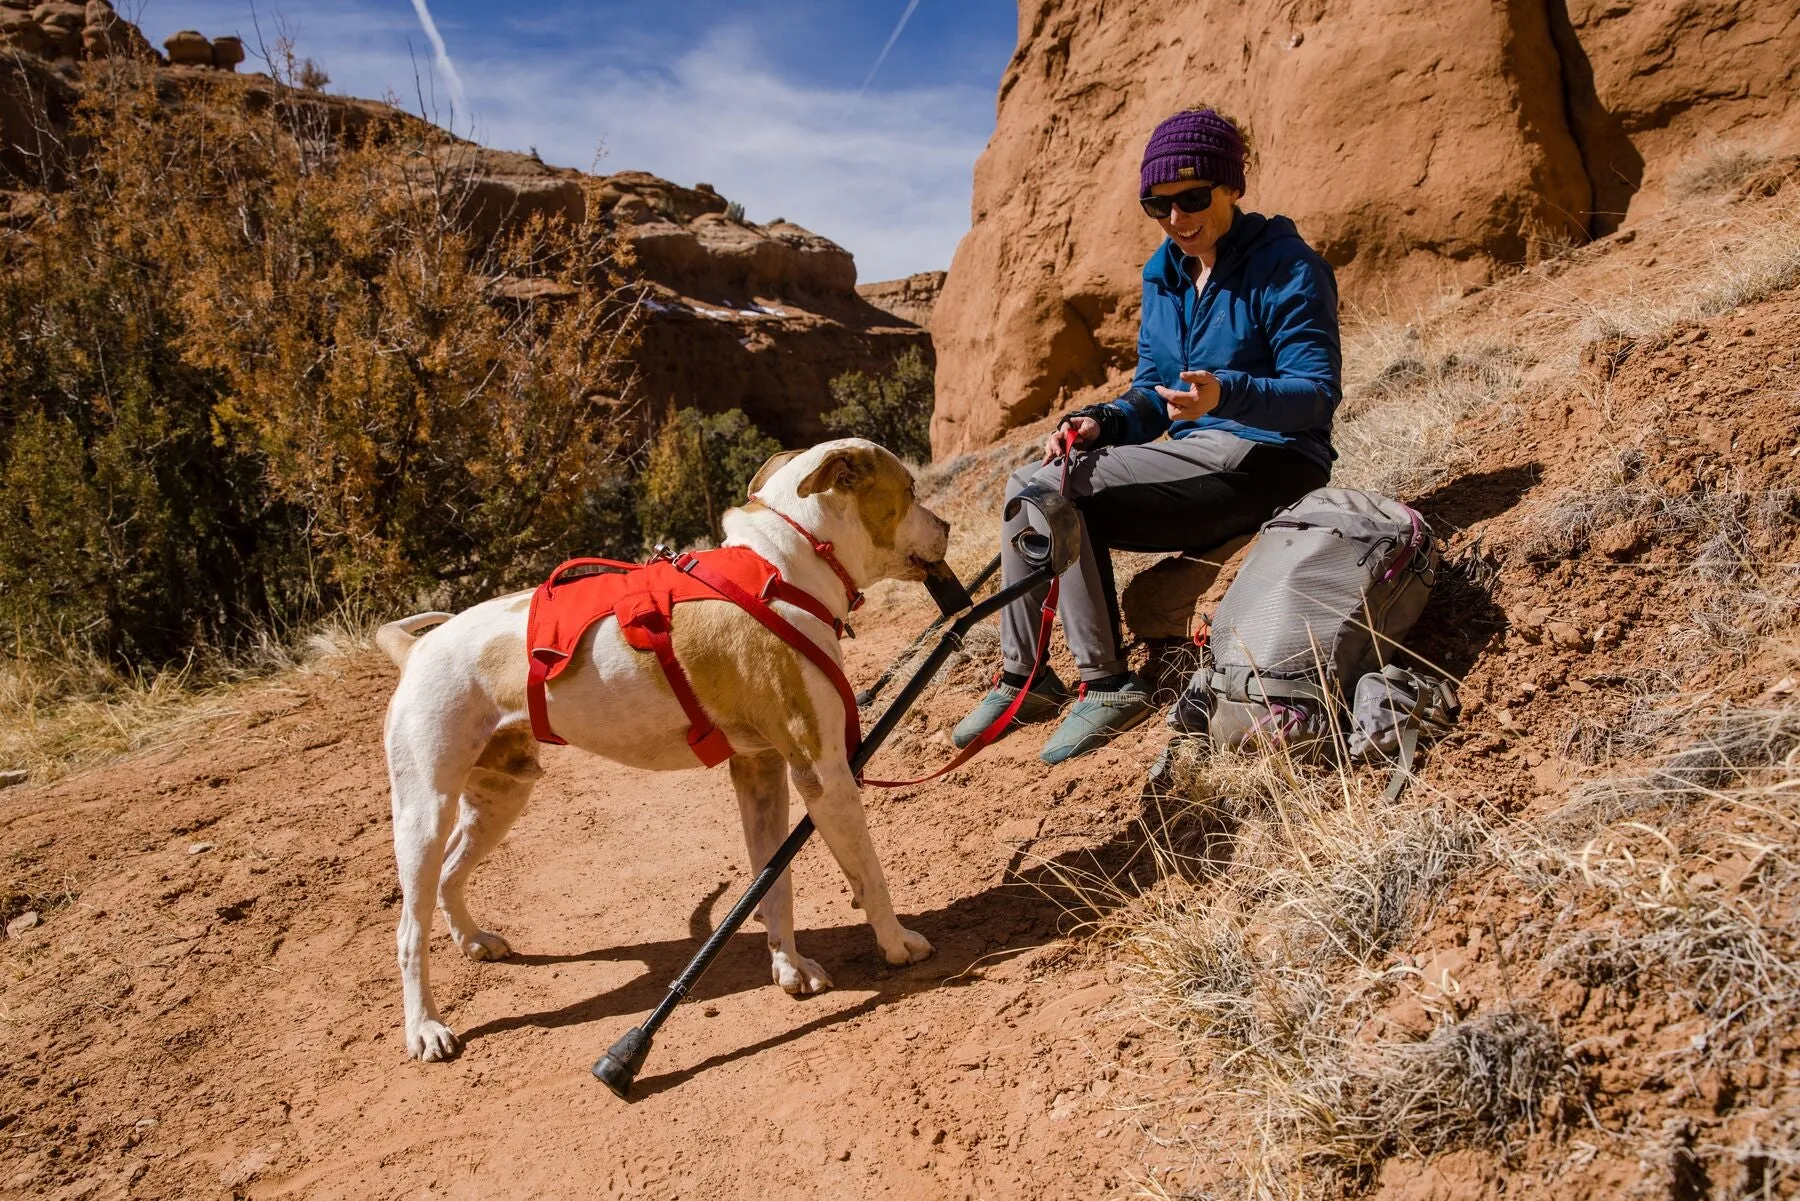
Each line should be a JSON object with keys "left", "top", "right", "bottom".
{"left": 455, "top": 808, "right": 1177, "bottom": 1095}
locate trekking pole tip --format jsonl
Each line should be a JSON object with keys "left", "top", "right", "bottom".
{"left": 592, "top": 1025, "right": 652, "bottom": 1099}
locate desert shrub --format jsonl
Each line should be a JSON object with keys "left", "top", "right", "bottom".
{"left": 296, "top": 58, "right": 330, "bottom": 91}
{"left": 823, "top": 345, "right": 933, "bottom": 463}
{"left": 1670, "top": 144, "right": 1772, "bottom": 196}
{"left": 0, "top": 65, "right": 641, "bottom": 665}
{"left": 634, "top": 407, "right": 780, "bottom": 550}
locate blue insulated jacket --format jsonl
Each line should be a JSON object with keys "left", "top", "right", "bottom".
{"left": 1101, "top": 210, "right": 1341, "bottom": 470}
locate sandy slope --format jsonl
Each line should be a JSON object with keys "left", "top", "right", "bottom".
{"left": 0, "top": 588, "right": 1191, "bottom": 1199}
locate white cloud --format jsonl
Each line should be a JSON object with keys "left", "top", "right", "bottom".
{"left": 133, "top": 2, "right": 993, "bottom": 282}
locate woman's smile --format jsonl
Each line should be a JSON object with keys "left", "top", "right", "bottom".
{"left": 1148, "top": 179, "right": 1239, "bottom": 262}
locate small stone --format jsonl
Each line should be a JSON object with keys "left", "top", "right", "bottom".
{"left": 6, "top": 910, "right": 41, "bottom": 937}
{"left": 1545, "top": 621, "right": 1589, "bottom": 651}
{"left": 188, "top": 842, "right": 214, "bottom": 855}
{"left": 702, "top": 1005, "right": 719, "bottom": 1017}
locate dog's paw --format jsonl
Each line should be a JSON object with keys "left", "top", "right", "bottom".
{"left": 881, "top": 927, "right": 934, "bottom": 966}
{"left": 455, "top": 929, "right": 512, "bottom": 961}
{"left": 407, "top": 1019, "right": 459, "bottom": 1062}
{"left": 772, "top": 950, "right": 833, "bottom": 995}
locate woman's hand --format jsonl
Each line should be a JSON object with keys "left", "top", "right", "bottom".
{"left": 1041, "top": 416, "right": 1099, "bottom": 463}
{"left": 1155, "top": 370, "right": 1222, "bottom": 422}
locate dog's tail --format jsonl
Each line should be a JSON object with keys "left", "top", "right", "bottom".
{"left": 375, "top": 612, "right": 455, "bottom": 669}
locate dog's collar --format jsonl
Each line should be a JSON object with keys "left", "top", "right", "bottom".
{"left": 754, "top": 502, "right": 866, "bottom": 614}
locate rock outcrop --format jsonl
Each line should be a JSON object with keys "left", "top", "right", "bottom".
{"left": 931, "top": 0, "right": 1800, "bottom": 456}
{"left": 594, "top": 173, "right": 928, "bottom": 443}
{"left": 0, "top": 0, "right": 152, "bottom": 61}
{"left": 857, "top": 271, "right": 946, "bottom": 330}
{"left": 434, "top": 154, "right": 929, "bottom": 440}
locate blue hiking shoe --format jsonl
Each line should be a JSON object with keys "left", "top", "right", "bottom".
{"left": 951, "top": 669, "right": 1071, "bottom": 748}
{"left": 1039, "top": 675, "right": 1158, "bottom": 765}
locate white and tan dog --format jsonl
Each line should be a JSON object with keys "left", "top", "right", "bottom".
{"left": 375, "top": 439, "right": 951, "bottom": 1061}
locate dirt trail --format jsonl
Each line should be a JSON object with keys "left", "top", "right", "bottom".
{"left": 0, "top": 589, "right": 1181, "bottom": 1200}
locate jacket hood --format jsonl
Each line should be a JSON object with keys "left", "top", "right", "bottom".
{"left": 1143, "top": 211, "right": 1304, "bottom": 289}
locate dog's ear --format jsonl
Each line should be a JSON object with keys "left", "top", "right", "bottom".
{"left": 795, "top": 446, "right": 875, "bottom": 497}
{"left": 748, "top": 449, "right": 802, "bottom": 497}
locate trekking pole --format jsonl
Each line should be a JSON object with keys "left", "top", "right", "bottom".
{"left": 855, "top": 552, "right": 1002, "bottom": 708}
{"left": 593, "top": 482, "right": 1078, "bottom": 1099}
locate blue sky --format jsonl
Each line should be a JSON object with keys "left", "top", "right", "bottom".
{"left": 128, "top": 1, "right": 1018, "bottom": 282}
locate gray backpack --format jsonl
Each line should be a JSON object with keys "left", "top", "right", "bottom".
{"left": 1168, "top": 488, "right": 1444, "bottom": 767}
{"left": 1347, "top": 664, "right": 1461, "bottom": 798}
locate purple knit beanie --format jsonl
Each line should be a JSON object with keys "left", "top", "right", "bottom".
{"left": 1139, "top": 108, "right": 1247, "bottom": 196}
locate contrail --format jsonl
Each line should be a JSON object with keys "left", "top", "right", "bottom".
{"left": 858, "top": 0, "right": 922, "bottom": 96}
{"left": 409, "top": 0, "right": 469, "bottom": 120}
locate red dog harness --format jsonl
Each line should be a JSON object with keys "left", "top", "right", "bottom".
{"left": 526, "top": 544, "right": 861, "bottom": 767}
{"left": 526, "top": 473, "right": 1067, "bottom": 782}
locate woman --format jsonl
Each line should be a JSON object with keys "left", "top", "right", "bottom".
{"left": 953, "top": 105, "right": 1342, "bottom": 764}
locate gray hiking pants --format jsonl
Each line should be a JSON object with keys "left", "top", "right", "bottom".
{"left": 1000, "top": 430, "right": 1329, "bottom": 682}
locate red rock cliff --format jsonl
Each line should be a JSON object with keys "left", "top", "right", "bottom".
{"left": 930, "top": 0, "right": 1800, "bottom": 455}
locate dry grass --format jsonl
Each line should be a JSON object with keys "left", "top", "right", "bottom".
{"left": 1108, "top": 744, "right": 1540, "bottom": 1193}
{"left": 0, "top": 608, "right": 379, "bottom": 786}
{"left": 1500, "top": 709, "right": 1800, "bottom": 1187}
{"left": 1574, "top": 194, "right": 1800, "bottom": 350}
{"left": 1332, "top": 323, "right": 1527, "bottom": 497}
{"left": 1327, "top": 178, "right": 1800, "bottom": 517}
{"left": 1669, "top": 144, "right": 1776, "bottom": 198}
{"left": 1518, "top": 448, "right": 1799, "bottom": 670}
{"left": 1117, "top": 703, "right": 1800, "bottom": 1193}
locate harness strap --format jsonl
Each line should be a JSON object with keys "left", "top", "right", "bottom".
{"left": 638, "top": 610, "right": 735, "bottom": 768}
{"left": 1213, "top": 671, "right": 1332, "bottom": 706}
{"left": 1384, "top": 724, "right": 1421, "bottom": 802}
{"left": 764, "top": 576, "right": 845, "bottom": 636}
{"left": 527, "top": 651, "right": 564, "bottom": 746}
{"left": 677, "top": 554, "right": 865, "bottom": 758}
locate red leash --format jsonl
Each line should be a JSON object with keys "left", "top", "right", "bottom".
{"left": 860, "top": 430, "right": 1074, "bottom": 787}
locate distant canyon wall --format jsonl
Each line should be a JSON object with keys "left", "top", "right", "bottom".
{"left": 931, "top": 0, "right": 1800, "bottom": 455}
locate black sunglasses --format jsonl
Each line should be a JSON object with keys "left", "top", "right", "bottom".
{"left": 1140, "top": 186, "right": 1215, "bottom": 220}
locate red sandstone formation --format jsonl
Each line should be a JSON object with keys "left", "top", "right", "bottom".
{"left": 930, "top": 0, "right": 1800, "bottom": 455}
